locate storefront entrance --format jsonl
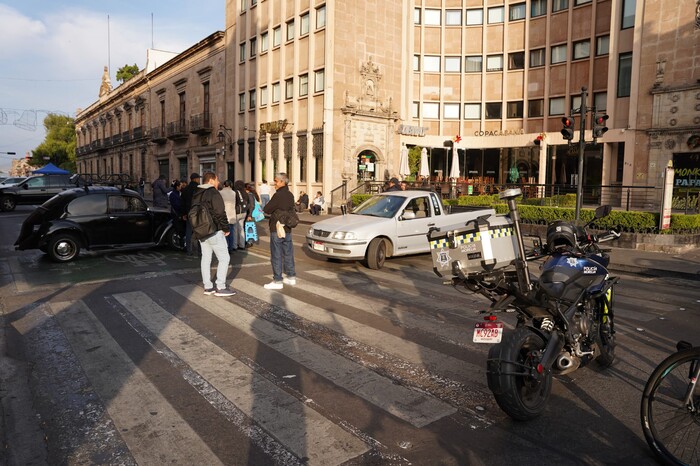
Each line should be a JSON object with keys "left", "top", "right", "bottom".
{"left": 357, "top": 150, "right": 377, "bottom": 181}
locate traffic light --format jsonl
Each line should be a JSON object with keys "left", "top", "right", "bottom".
{"left": 561, "top": 117, "right": 575, "bottom": 141}
{"left": 593, "top": 113, "right": 609, "bottom": 139}
{"left": 534, "top": 135, "right": 543, "bottom": 146}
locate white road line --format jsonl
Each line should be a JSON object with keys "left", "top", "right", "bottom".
{"left": 48, "top": 301, "right": 223, "bottom": 465}
{"left": 172, "top": 284, "right": 456, "bottom": 428}
{"left": 234, "top": 279, "right": 485, "bottom": 383}
{"left": 113, "top": 291, "right": 369, "bottom": 466}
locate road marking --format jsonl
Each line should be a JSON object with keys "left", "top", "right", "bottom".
{"left": 48, "top": 301, "right": 223, "bottom": 465}
{"left": 233, "top": 279, "right": 485, "bottom": 384}
{"left": 172, "top": 284, "right": 455, "bottom": 428}
{"left": 113, "top": 291, "right": 369, "bottom": 465}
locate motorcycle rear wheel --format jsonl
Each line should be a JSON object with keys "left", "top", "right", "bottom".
{"left": 487, "top": 328, "right": 552, "bottom": 421}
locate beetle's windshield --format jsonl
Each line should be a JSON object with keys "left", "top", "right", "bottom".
{"left": 352, "top": 195, "right": 405, "bottom": 219}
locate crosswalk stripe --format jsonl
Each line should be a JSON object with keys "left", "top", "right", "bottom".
{"left": 48, "top": 301, "right": 223, "bottom": 465}
{"left": 234, "top": 279, "right": 485, "bottom": 384}
{"left": 172, "top": 284, "right": 456, "bottom": 428}
{"left": 113, "top": 291, "right": 369, "bottom": 465}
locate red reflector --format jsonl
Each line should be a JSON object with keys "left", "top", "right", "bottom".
{"left": 484, "top": 315, "right": 498, "bottom": 321}
{"left": 537, "top": 364, "right": 544, "bottom": 374}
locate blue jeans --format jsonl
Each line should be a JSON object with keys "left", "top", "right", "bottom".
{"left": 226, "top": 223, "right": 236, "bottom": 250}
{"left": 260, "top": 194, "right": 270, "bottom": 208}
{"left": 199, "top": 230, "right": 230, "bottom": 290}
{"left": 269, "top": 229, "right": 295, "bottom": 282}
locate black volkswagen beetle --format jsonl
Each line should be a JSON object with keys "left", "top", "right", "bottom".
{"left": 15, "top": 185, "right": 183, "bottom": 262}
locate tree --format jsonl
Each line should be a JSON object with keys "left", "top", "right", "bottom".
{"left": 31, "top": 114, "right": 76, "bottom": 172}
{"left": 116, "top": 64, "right": 140, "bottom": 84}
{"left": 408, "top": 145, "right": 422, "bottom": 178}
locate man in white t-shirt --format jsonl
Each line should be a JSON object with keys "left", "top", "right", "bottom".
{"left": 259, "top": 180, "right": 272, "bottom": 208}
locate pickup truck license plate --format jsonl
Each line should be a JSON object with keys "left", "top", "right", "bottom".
{"left": 313, "top": 241, "right": 325, "bottom": 251}
{"left": 473, "top": 322, "right": 503, "bottom": 343}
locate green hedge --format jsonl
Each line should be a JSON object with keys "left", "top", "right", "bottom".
{"left": 669, "top": 213, "right": 700, "bottom": 233}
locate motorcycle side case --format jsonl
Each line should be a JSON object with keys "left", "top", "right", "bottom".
{"left": 429, "top": 214, "right": 518, "bottom": 277}
{"left": 539, "top": 254, "right": 609, "bottom": 302}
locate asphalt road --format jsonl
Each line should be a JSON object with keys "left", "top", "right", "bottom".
{"left": 2, "top": 206, "right": 699, "bottom": 465}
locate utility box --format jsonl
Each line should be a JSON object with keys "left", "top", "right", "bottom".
{"left": 428, "top": 214, "right": 519, "bottom": 278}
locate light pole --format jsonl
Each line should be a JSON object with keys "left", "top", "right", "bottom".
{"left": 0, "top": 151, "right": 17, "bottom": 156}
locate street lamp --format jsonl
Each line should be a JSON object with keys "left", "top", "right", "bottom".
{"left": 217, "top": 125, "right": 233, "bottom": 150}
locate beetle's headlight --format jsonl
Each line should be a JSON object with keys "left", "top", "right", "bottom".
{"left": 333, "top": 231, "right": 357, "bottom": 240}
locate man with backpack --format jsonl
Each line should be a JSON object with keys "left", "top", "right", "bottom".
{"left": 181, "top": 173, "right": 201, "bottom": 256}
{"left": 262, "top": 172, "right": 297, "bottom": 290}
{"left": 189, "top": 172, "right": 235, "bottom": 297}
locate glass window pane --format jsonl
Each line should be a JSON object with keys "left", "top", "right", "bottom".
{"left": 530, "top": 48, "right": 545, "bottom": 67}
{"left": 316, "top": 6, "right": 326, "bottom": 28}
{"left": 617, "top": 53, "right": 632, "bottom": 97}
{"left": 413, "top": 55, "right": 420, "bottom": 71}
{"left": 445, "top": 56, "right": 461, "bottom": 72}
{"left": 273, "top": 27, "right": 281, "bottom": 46}
{"left": 423, "top": 102, "right": 439, "bottom": 119}
{"left": 425, "top": 9, "right": 441, "bottom": 25}
{"left": 488, "top": 6, "right": 504, "bottom": 24}
{"left": 596, "top": 35, "right": 609, "bottom": 55}
{"left": 412, "top": 101, "right": 419, "bottom": 118}
{"left": 424, "top": 55, "right": 440, "bottom": 72}
{"left": 445, "top": 10, "right": 461, "bottom": 25}
{"left": 250, "top": 38, "right": 257, "bottom": 57}
{"left": 509, "top": 3, "right": 526, "bottom": 21}
{"left": 508, "top": 52, "right": 524, "bottom": 70}
{"left": 621, "top": 0, "right": 635, "bottom": 29}
{"left": 594, "top": 92, "right": 607, "bottom": 111}
{"left": 507, "top": 101, "right": 523, "bottom": 118}
{"left": 260, "top": 86, "right": 268, "bottom": 106}
{"left": 299, "top": 74, "right": 308, "bottom": 96}
{"left": 551, "top": 44, "right": 567, "bottom": 63}
{"left": 486, "top": 55, "right": 503, "bottom": 71}
{"left": 444, "top": 103, "right": 460, "bottom": 119}
{"left": 485, "top": 102, "right": 502, "bottom": 119}
{"left": 552, "top": 0, "right": 568, "bottom": 12}
{"left": 464, "top": 103, "right": 481, "bottom": 119}
{"left": 272, "top": 83, "right": 280, "bottom": 103}
{"left": 286, "top": 21, "right": 294, "bottom": 41}
{"left": 466, "top": 9, "right": 483, "bottom": 25}
{"left": 300, "top": 13, "right": 309, "bottom": 35}
{"left": 285, "top": 79, "right": 293, "bottom": 99}
{"left": 531, "top": 0, "right": 547, "bottom": 17}
{"left": 261, "top": 32, "right": 268, "bottom": 52}
{"left": 573, "top": 40, "right": 590, "bottom": 59}
{"left": 249, "top": 90, "right": 256, "bottom": 109}
{"left": 465, "top": 56, "right": 483, "bottom": 72}
{"left": 414, "top": 8, "right": 421, "bottom": 24}
{"left": 239, "top": 42, "right": 246, "bottom": 61}
{"left": 528, "top": 99, "right": 544, "bottom": 117}
{"left": 549, "top": 97, "right": 565, "bottom": 115}
{"left": 315, "top": 69, "right": 325, "bottom": 92}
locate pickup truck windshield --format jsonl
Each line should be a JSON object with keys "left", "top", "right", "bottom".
{"left": 352, "top": 195, "right": 405, "bottom": 218}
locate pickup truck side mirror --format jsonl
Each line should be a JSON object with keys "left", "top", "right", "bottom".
{"left": 401, "top": 210, "right": 416, "bottom": 220}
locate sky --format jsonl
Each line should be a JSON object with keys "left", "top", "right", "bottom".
{"left": 0, "top": 1, "right": 224, "bottom": 174}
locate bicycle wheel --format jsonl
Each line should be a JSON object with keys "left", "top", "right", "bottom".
{"left": 641, "top": 347, "right": 700, "bottom": 465}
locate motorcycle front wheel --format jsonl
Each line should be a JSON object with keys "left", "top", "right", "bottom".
{"left": 595, "top": 295, "right": 616, "bottom": 367}
{"left": 487, "top": 327, "right": 552, "bottom": 421}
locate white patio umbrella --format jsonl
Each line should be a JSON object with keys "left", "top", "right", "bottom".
{"left": 399, "top": 145, "right": 411, "bottom": 178}
{"left": 419, "top": 147, "right": 430, "bottom": 178}
{"left": 449, "top": 149, "right": 460, "bottom": 179}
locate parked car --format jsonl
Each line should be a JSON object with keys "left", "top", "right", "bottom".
{"left": 305, "top": 190, "right": 494, "bottom": 269}
{"left": 15, "top": 186, "right": 183, "bottom": 262}
{"left": 0, "top": 174, "right": 74, "bottom": 211}
{"left": 0, "top": 176, "right": 27, "bottom": 187}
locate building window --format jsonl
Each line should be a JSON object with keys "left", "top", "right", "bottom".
{"left": 531, "top": 0, "right": 547, "bottom": 17}
{"left": 594, "top": 92, "right": 607, "bottom": 111}
{"left": 299, "top": 74, "right": 308, "bottom": 97}
{"left": 250, "top": 37, "right": 257, "bottom": 57}
{"left": 286, "top": 20, "right": 294, "bottom": 41}
{"left": 444, "top": 103, "right": 460, "bottom": 119}
{"left": 571, "top": 95, "right": 582, "bottom": 113}
{"left": 507, "top": 101, "right": 523, "bottom": 118}
{"left": 178, "top": 92, "right": 186, "bottom": 126}
{"left": 300, "top": 13, "right": 309, "bottom": 35}
{"left": 240, "top": 0, "right": 247, "bottom": 12}
{"left": 261, "top": 32, "right": 269, "bottom": 52}
{"left": 617, "top": 53, "right": 632, "bottom": 97}
{"left": 316, "top": 5, "right": 326, "bottom": 28}
{"left": 273, "top": 26, "right": 281, "bottom": 47}
{"left": 508, "top": 52, "right": 524, "bottom": 70}
{"left": 530, "top": 48, "right": 545, "bottom": 67}
{"left": 573, "top": 40, "right": 590, "bottom": 60}
{"left": 488, "top": 6, "right": 504, "bottom": 24}
{"left": 528, "top": 99, "right": 544, "bottom": 117}
{"left": 413, "top": 55, "right": 420, "bottom": 71}
{"left": 445, "top": 9, "right": 462, "bottom": 26}
{"left": 260, "top": 86, "right": 268, "bottom": 106}
{"left": 412, "top": 101, "right": 419, "bottom": 118}
{"left": 424, "top": 55, "right": 440, "bottom": 72}
{"left": 272, "top": 82, "right": 280, "bottom": 103}
{"left": 509, "top": 3, "right": 526, "bottom": 21}
{"left": 575, "top": 0, "right": 591, "bottom": 5}
{"left": 596, "top": 35, "right": 609, "bottom": 56}
{"left": 445, "top": 56, "right": 461, "bottom": 72}
{"left": 486, "top": 55, "right": 503, "bottom": 72}
{"left": 285, "top": 78, "right": 293, "bottom": 100}
{"left": 423, "top": 102, "right": 439, "bottom": 119}
{"left": 485, "top": 102, "right": 502, "bottom": 119}
{"left": 466, "top": 9, "right": 483, "bottom": 25}
{"left": 249, "top": 89, "right": 256, "bottom": 109}
{"left": 425, "top": 9, "right": 441, "bottom": 25}
{"left": 465, "top": 56, "right": 483, "bottom": 72}
{"left": 414, "top": 8, "right": 421, "bottom": 24}
{"left": 238, "top": 93, "right": 245, "bottom": 113}
{"left": 551, "top": 44, "right": 567, "bottom": 64}
{"left": 314, "top": 69, "right": 325, "bottom": 92}
{"left": 464, "top": 103, "right": 481, "bottom": 119}
{"left": 552, "top": 0, "right": 568, "bottom": 12}
{"left": 549, "top": 96, "right": 565, "bottom": 115}
{"left": 239, "top": 42, "right": 246, "bottom": 62}
{"left": 622, "top": 0, "right": 635, "bottom": 29}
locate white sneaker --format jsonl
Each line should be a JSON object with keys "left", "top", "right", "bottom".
{"left": 282, "top": 277, "right": 296, "bottom": 286}
{"left": 263, "top": 281, "right": 283, "bottom": 290}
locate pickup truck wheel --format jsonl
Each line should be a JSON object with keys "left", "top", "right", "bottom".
{"left": 365, "top": 238, "right": 386, "bottom": 270}
{"left": 0, "top": 195, "right": 16, "bottom": 212}
{"left": 47, "top": 233, "right": 81, "bottom": 262}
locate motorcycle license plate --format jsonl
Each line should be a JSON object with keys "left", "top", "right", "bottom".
{"left": 473, "top": 322, "right": 504, "bottom": 343}
{"left": 313, "top": 241, "right": 325, "bottom": 251}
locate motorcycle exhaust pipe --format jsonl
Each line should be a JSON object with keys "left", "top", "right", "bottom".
{"left": 556, "top": 353, "right": 580, "bottom": 375}
{"left": 538, "top": 331, "right": 563, "bottom": 373}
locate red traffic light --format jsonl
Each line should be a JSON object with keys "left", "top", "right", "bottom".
{"left": 561, "top": 116, "right": 575, "bottom": 141}
{"left": 593, "top": 113, "right": 609, "bottom": 138}
{"left": 561, "top": 117, "right": 574, "bottom": 128}
{"left": 594, "top": 114, "right": 609, "bottom": 125}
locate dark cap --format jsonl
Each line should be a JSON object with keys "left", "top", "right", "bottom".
{"left": 389, "top": 177, "right": 399, "bottom": 185}
{"left": 190, "top": 173, "right": 200, "bottom": 180}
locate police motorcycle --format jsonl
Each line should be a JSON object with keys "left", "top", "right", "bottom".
{"left": 428, "top": 188, "right": 620, "bottom": 420}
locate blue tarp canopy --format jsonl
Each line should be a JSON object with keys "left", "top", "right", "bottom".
{"left": 33, "top": 163, "right": 69, "bottom": 175}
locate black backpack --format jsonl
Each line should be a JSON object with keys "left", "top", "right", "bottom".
{"left": 188, "top": 190, "right": 217, "bottom": 240}
{"left": 235, "top": 190, "right": 248, "bottom": 215}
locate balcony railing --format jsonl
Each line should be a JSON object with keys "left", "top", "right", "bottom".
{"left": 121, "top": 131, "right": 131, "bottom": 143}
{"left": 189, "top": 113, "right": 212, "bottom": 134}
{"left": 132, "top": 126, "right": 147, "bottom": 141}
{"left": 166, "top": 120, "right": 189, "bottom": 140}
{"left": 151, "top": 126, "right": 167, "bottom": 144}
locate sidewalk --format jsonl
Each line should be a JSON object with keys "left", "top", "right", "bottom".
{"left": 297, "top": 210, "right": 700, "bottom": 281}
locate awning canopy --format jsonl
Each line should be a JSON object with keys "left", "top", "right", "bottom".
{"left": 33, "top": 163, "right": 70, "bottom": 175}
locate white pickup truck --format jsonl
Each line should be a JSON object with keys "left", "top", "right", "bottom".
{"left": 305, "top": 190, "right": 494, "bottom": 269}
